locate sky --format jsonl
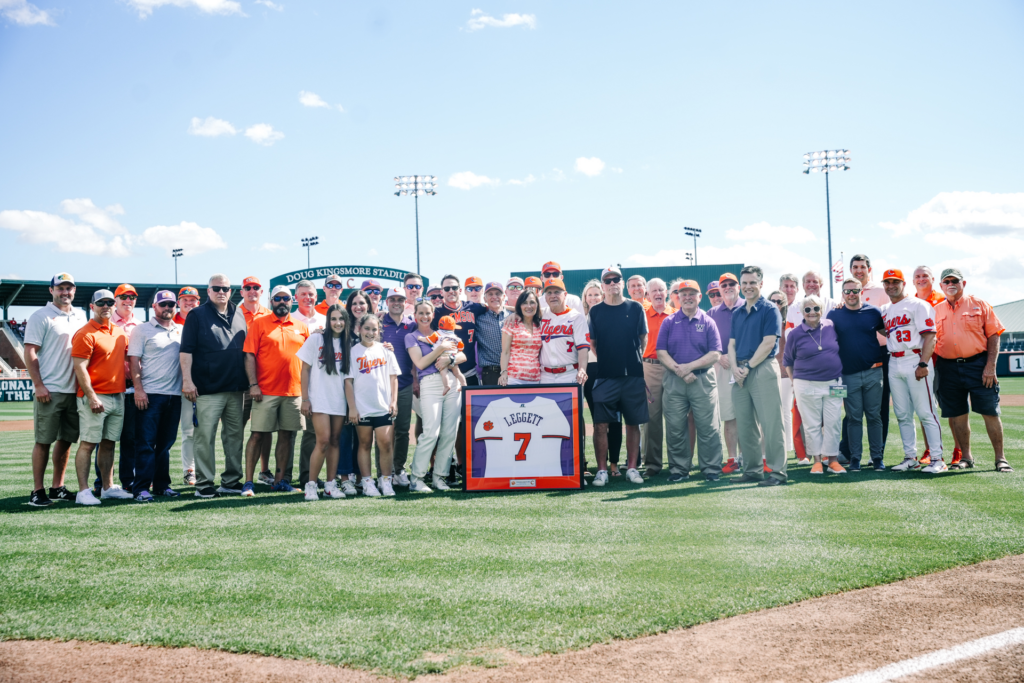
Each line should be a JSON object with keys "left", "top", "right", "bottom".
{"left": 2, "top": 0, "right": 1023, "bottom": 316}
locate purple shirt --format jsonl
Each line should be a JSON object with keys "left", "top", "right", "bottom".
{"left": 783, "top": 320, "right": 844, "bottom": 381}
{"left": 405, "top": 331, "right": 440, "bottom": 380}
{"left": 382, "top": 313, "right": 416, "bottom": 389}
{"left": 708, "top": 299, "right": 742, "bottom": 349}
{"left": 656, "top": 308, "right": 722, "bottom": 364}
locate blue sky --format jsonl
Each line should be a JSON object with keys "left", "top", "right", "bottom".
{"left": 2, "top": 0, "right": 1023, "bottom": 311}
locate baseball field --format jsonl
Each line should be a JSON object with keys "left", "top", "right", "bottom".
{"left": 1, "top": 382, "right": 1022, "bottom": 680}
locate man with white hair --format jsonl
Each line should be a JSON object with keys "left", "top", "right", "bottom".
{"left": 626, "top": 274, "right": 648, "bottom": 305}
{"left": 640, "top": 277, "right": 674, "bottom": 476}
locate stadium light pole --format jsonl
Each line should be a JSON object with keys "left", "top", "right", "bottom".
{"left": 803, "top": 149, "right": 851, "bottom": 298}
{"left": 394, "top": 175, "right": 437, "bottom": 274}
{"left": 172, "top": 248, "right": 183, "bottom": 285}
{"left": 684, "top": 252, "right": 693, "bottom": 266}
{"left": 301, "top": 235, "right": 319, "bottom": 269}
{"left": 683, "top": 227, "right": 701, "bottom": 266}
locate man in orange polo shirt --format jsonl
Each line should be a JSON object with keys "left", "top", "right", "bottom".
{"left": 241, "top": 285, "right": 311, "bottom": 495}
{"left": 238, "top": 275, "right": 274, "bottom": 483}
{"left": 175, "top": 286, "right": 201, "bottom": 486}
{"left": 641, "top": 277, "right": 674, "bottom": 476}
{"left": 174, "top": 287, "right": 200, "bottom": 326}
{"left": 70, "top": 290, "right": 133, "bottom": 505}
{"left": 315, "top": 273, "right": 345, "bottom": 316}
{"left": 933, "top": 268, "right": 1012, "bottom": 473}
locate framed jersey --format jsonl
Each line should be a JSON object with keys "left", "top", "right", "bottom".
{"left": 463, "top": 384, "right": 584, "bottom": 492}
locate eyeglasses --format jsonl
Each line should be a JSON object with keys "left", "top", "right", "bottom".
{"left": 272, "top": 295, "right": 292, "bottom": 303}
{"left": 442, "top": 286, "right": 460, "bottom": 292}
{"left": 465, "top": 286, "right": 482, "bottom": 292}
{"left": 429, "top": 294, "right": 444, "bottom": 300}
{"left": 506, "top": 284, "right": 523, "bottom": 291}
{"left": 842, "top": 288, "right": 862, "bottom": 295}
{"left": 156, "top": 301, "right": 176, "bottom": 309}
{"left": 116, "top": 294, "right": 137, "bottom": 301}
{"left": 363, "top": 289, "right": 381, "bottom": 296}
{"left": 602, "top": 277, "right": 622, "bottom": 284}
{"left": 94, "top": 300, "right": 115, "bottom": 307}
{"left": 803, "top": 306, "right": 820, "bottom": 313}
{"left": 719, "top": 282, "right": 737, "bottom": 288}
{"left": 942, "top": 278, "right": 961, "bottom": 285}
{"left": 324, "top": 282, "right": 343, "bottom": 290}
{"left": 405, "top": 284, "right": 423, "bottom": 291}
{"left": 770, "top": 299, "right": 784, "bottom": 307}
{"left": 542, "top": 271, "right": 560, "bottom": 278}
{"left": 243, "top": 285, "right": 260, "bottom": 291}
{"left": 707, "top": 291, "right": 721, "bottom": 297}
{"left": 210, "top": 286, "right": 230, "bottom": 293}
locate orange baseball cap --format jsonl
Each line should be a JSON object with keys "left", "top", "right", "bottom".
{"left": 542, "top": 277, "right": 565, "bottom": 292}
{"left": 178, "top": 286, "right": 200, "bottom": 299}
{"left": 718, "top": 273, "right": 738, "bottom": 285}
{"left": 114, "top": 284, "right": 137, "bottom": 297}
{"left": 677, "top": 280, "right": 700, "bottom": 292}
{"left": 438, "top": 315, "right": 462, "bottom": 331}
{"left": 465, "top": 276, "right": 483, "bottom": 288}
{"left": 541, "top": 261, "right": 562, "bottom": 274}
{"left": 881, "top": 268, "right": 905, "bottom": 282}
{"left": 242, "top": 276, "right": 261, "bottom": 287}
{"left": 524, "top": 276, "right": 543, "bottom": 288}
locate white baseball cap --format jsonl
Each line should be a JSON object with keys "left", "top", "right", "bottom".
{"left": 386, "top": 286, "right": 408, "bottom": 300}
{"left": 270, "top": 285, "right": 292, "bottom": 298}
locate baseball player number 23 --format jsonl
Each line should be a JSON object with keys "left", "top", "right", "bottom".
{"left": 514, "top": 433, "right": 531, "bottom": 461}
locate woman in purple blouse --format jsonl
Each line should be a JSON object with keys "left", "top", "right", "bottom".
{"left": 783, "top": 294, "right": 845, "bottom": 475}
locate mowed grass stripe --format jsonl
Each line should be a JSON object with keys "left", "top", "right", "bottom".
{"left": 0, "top": 408, "right": 1021, "bottom": 677}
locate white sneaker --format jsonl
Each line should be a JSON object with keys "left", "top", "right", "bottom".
{"left": 362, "top": 477, "right": 381, "bottom": 497}
{"left": 393, "top": 469, "right": 411, "bottom": 487}
{"left": 922, "top": 460, "right": 948, "bottom": 473}
{"left": 409, "top": 476, "right": 433, "bottom": 493}
{"left": 431, "top": 474, "right": 451, "bottom": 491}
{"left": 100, "top": 485, "right": 134, "bottom": 500}
{"left": 379, "top": 476, "right": 396, "bottom": 497}
{"left": 76, "top": 489, "right": 101, "bottom": 506}
{"left": 892, "top": 457, "right": 918, "bottom": 472}
{"left": 626, "top": 468, "right": 644, "bottom": 484}
{"left": 324, "top": 480, "right": 345, "bottom": 499}
{"left": 340, "top": 477, "right": 358, "bottom": 497}
{"left": 304, "top": 481, "right": 319, "bottom": 501}
{"left": 593, "top": 470, "right": 609, "bottom": 487}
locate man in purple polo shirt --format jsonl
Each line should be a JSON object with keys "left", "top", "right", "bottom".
{"left": 379, "top": 286, "right": 416, "bottom": 486}
{"left": 708, "top": 272, "right": 743, "bottom": 472}
{"left": 657, "top": 280, "right": 724, "bottom": 482}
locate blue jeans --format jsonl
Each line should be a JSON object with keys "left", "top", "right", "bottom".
{"left": 334, "top": 423, "right": 358, "bottom": 477}
{"left": 132, "top": 394, "right": 181, "bottom": 494}
{"left": 841, "top": 367, "right": 884, "bottom": 467}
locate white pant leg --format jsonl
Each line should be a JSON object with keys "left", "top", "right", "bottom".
{"left": 180, "top": 395, "right": 195, "bottom": 472}
{"left": 432, "top": 380, "right": 462, "bottom": 478}
{"left": 912, "top": 365, "right": 944, "bottom": 462}
{"left": 780, "top": 377, "right": 794, "bottom": 451}
{"left": 888, "top": 360, "right": 919, "bottom": 459}
{"left": 821, "top": 392, "right": 844, "bottom": 457}
{"left": 793, "top": 379, "right": 824, "bottom": 456}
{"left": 409, "top": 375, "right": 446, "bottom": 479}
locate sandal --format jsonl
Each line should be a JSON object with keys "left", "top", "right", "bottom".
{"left": 995, "top": 459, "right": 1014, "bottom": 473}
{"left": 950, "top": 458, "right": 975, "bottom": 470}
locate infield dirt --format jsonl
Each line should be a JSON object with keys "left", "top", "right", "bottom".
{"left": 2, "top": 555, "right": 1022, "bottom": 682}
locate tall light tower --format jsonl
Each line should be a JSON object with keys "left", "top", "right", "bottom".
{"left": 172, "top": 248, "right": 183, "bottom": 285}
{"left": 394, "top": 175, "right": 437, "bottom": 274}
{"left": 683, "top": 227, "right": 701, "bottom": 266}
{"left": 803, "top": 149, "right": 851, "bottom": 298}
{"left": 301, "top": 235, "right": 319, "bottom": 269}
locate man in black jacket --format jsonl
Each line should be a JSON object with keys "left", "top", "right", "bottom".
{"left": 179, "top": 274, "right": 248, "bottom": 498}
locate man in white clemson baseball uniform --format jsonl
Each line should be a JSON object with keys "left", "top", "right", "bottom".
{"left": 880, "top": 268, "right": 946, "bottom": 473}
{"left": 473, "top": 396, "right": 573, "bottom": 478}
{"left": 538, "top": 278, "right": 590, "bottom": 386}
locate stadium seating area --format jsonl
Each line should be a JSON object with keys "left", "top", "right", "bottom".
{"left": 4, "top": 320, "right": 26, "bottom": 341}
{"left": 1001, "top": 339, "right": 1024, "bottom": 352}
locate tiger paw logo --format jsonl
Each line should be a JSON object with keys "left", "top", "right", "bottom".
{"left": 483, "top": 421, "right": 494, "bottom": 431}
{"left": 925, "top": 318, "right": 934, "bottom": 326}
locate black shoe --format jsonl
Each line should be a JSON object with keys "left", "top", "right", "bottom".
{"left": 873, "top": 461, "right": 886, "bottom": 472}
{"left": 316, "top": 478, "right": 325, "bottom": 490}
{"left": 216, "top": 484, "right": 243, "bottom": 495}
{"left": 757, "top": 477, "right": 783, "bottom": 487}
{"left": 195, "top": 486, "right": 219, "bottom": 498}
{"left": 48, "top": 486, "right": 76, "bottom": 502}
{"left": 667, "top": 472, "right": 689, "bottom": 483}
{"left": 29, "top": 489, "right": 53, "bottom": 507}
{"left": 731, "top": 474, "right": 762, "bottom": 483}
{"left": 705, "top": 473, "right": 720, "bottom": 482}
{"left": 848, "top": 463, "right": 862, "bottom": 472}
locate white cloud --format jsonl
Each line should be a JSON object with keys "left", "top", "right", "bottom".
{"left": 507, "top": 174, "right": 536, "bottom": 186}
{"left": 124, "top": 0, "right": 244, "bottom": 18}
{"left": 448, "top": 171, "right": 499, "bottom": 190}
{"left": 546, "top": 168, "right": 566, "bottom": 182}
{"left": 257, "top": 242, "right": 286, "bottom": 252}
{"left": 0, "top": 0, "right": 54, "bottom": 25}
{"left": 188, "top": 116, "right": 237, "bottom": 137}
{"left": 574, "top": 157, "right": 606, "bottom": 177}
{"left": 0, "top": 209, "right": 132, "bottom": 257}
{"left": 244, "top": 123, "right": 284, "bottom": 146}
{"left": 141, "top": 222, "right": 228, "bottom": 255}
{"left": 466, "top": 8, "right": 536, "bottom": 31}
{"left": 299, "top": 90, "right": 329, "bottom": 108}
{"left": 725, "top": 221, "right": 817, "bottom": 245}
{"left": 368, "top": 248, "right": 378, "bottom": 256}
{"left": 881, "top": 191, "right": 1024, "bottom": 238}
{"left": 254, "top": 0, "right": 281, "bottom": 9}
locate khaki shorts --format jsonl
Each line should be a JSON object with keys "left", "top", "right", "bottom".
{"left": 34, "top": 392, "right": 80, "bottom": 445}
{"left": 243, "top": 392, "right": 253, "bottom": 424}
{"left": 77, "top": 394, "right": 124, "bottom": 443}
{"left": 250, "top": 395, "right": 304, "bottom": 433}
{"left": 716, "top": 363, "right": 735, "bottom": 421}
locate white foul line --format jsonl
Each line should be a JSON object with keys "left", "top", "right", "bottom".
{"left": 830, "top": 627, "right": 1024, "bottom": 683}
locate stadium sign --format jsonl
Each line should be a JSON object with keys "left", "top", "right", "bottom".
{"left": 1, "top": 379, "right": 34, "bottom": 402}
{"left": 269, "top": 265, "right": 427, "bottom": 293}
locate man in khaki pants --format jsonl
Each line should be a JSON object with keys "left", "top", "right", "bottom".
{"left": 640, "top": 278, "right": 673, "bottom": 476}
{"left": 728, "top": 266, "right": 787, "bottom": 487}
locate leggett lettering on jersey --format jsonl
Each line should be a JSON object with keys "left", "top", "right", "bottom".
{"left": 503, "top": 412, "right": 544, "bottom": 427}
{"left": 357, "top": 355, "right": 388, "bottom": 374}
{"left": 885, "top": 314, "right": 911, "bottom": 333}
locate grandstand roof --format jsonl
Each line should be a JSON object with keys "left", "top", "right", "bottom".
{"left": 994, "top": 298, "right": 1024, "bottom": 334}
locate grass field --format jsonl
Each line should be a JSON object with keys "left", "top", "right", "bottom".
{"left": 0, "top": 402, "right": 33, "bottom": 421}
{"left": 0, "top": 400, "right": 1022, "bottom": 677}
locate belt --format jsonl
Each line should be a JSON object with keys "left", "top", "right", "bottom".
{"left": 936, "top": 353, "right": 985, "bottom": 364}
{"left": 691, "top": 368, "right": 708, "bottom": 375}
{"left": 542, "top": 363, "right": 579, "bottom": 374}
{"left": 890, "top": 349, "right": 921, "bottom": 358}
{"left": 482, "top": 365, "right": 502, "bottom": 371}
{"left": 642, "top": 358, "right": 660, "bottom": 365}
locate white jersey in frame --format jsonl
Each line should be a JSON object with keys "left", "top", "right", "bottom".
{"left": 473, "top": 396, "right": 572, "bottom": 478}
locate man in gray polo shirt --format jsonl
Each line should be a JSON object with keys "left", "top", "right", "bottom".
{"left": 128, "top": 290, "right": 184, "bottom": 502}
{"left": 24, "top": 272, "right": 87, "bottom": 507}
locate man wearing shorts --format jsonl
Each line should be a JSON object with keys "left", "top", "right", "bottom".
{"left": 242, "top": 285, "right": 311, "bottom": 495}
{"left": 25, "top": 272, "right": 86, "bottom": 506}
{"left": 239, "top": 276, "right": 273, "bottom": 483}
{"left": 708, "top": 272, "right": 743, "bottom": 473}
{"left": 588, "top": 266, "right": 648, "bottom": 486}
{"left": 933, "top": 268, "right": 1012, "bottom": 473}
{"left": 70, "top": 290, "right": 132, "bottom": 505}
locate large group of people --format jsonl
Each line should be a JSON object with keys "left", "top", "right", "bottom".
{"left": 22, "top": 254, "right": 1013, "bottom": 507}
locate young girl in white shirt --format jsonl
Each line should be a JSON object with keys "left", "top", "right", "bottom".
{"left": 345, "top": 313, "right": 400, "bottom": 497}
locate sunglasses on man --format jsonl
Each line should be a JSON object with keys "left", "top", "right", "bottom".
{"left": 719, "top": 281, "right": 737, "bottom": 288}
{"left": 116, "top": 294, "right": 137, "bottom": 301}
{"left": 324, "top": 282, "right": 343, "bottom": 290}
{"left": 603, "top": 276, "right": 622, "bottom": 284}
{"left": 465, "top": 286, "right": 482, "bottom": 293}
{"left": 506, "top": 284, "right": 523, "bottom": 291}
{"left": 210, "top": 286, "right": 230, "bottom": 293}
{"left": 156, "top": 301, "right": 177, "bottom": 309}
{"left": 429, "top": 294, "right": 444, "bottom": 300}
{"left": 405, "top": 284, "right": 423, "bottom": 291}
{"left": 842, "top": 288, "right": 862, "bottom": 295}
{"left": 272, "top": 295, "right": 292, "bottom": 303}
{"left": 243, "top": 285, "right": 261, "bottom": 291}
{"left": 94, "top": 299, "right": 115, "bottom": 307}
{"left": 363, "top": 289, "right": 381, "bottom": 296}
{"left": 542, "top": 271, "right": 561, "bottom": 278}
{"left": 942, "top": 278, "right": 961, "bottom": 285}
{"left": 442, "top": 286, "right": 460, "bottom": 292}
{"left": 707, "top": 291, "right": 721, "bottom": 298}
